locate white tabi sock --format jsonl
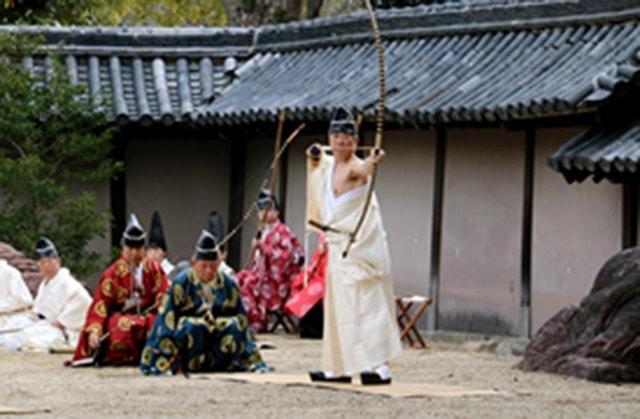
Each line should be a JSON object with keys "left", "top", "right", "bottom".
{"left": 375, "top": 363, "right": 391, "bottom": 380}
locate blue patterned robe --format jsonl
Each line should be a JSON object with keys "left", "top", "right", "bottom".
{"left": 140, "top": 268, "right": 265, "bottom": 375}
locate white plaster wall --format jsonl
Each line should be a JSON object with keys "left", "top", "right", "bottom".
{"left": 126, "top": 135, "right": 231, "bottom": 263}
{"left": 531, "top": 128, "right": 622, "bottom": 333}
{"left": 439, "top": 129, "right": 524, "bottom": 335}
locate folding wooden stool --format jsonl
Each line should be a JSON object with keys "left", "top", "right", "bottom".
{"left": 395, "top": 295, "right": 432, "bottom": 348}
{"left": 268, "top": 309, "right": 298, "bottom": 334}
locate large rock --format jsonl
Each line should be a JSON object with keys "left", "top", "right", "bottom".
{"left": 518, "top": 248, "right": 640, "bottom": 383}
{"left": 0, "top": 242, "right": 43, "bottom": 296}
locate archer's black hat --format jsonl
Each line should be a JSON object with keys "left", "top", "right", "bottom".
{"left": 328, "top": 107, "right": 358, "bottom": 138}
{"left": 148, "top": 211, "right": 167, "bottom": 252}
{"left": 122, "top": 214, "right": 146, "bottom": 248}
{"left": 36, "top": 237, "right": 59, "bottom": 259}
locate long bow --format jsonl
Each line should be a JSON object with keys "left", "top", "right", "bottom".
{"left": 342, "top": 0, "right": 386, "bottom": 258}
{"left": 218, "top": 111, "right": 305, "bottom": 253}
{"left": 244, "top": 109, "right": 287, "bottom": 269}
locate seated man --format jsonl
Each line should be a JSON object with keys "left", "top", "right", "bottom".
{"left": 208, "top": 210, "right": 236, "bottom": 281}
{"left": 0, "top": 238, "right": 91, "bottom": 351}
{"left": 237, "top": 189, "right": 305, "bottom": 333}
{"left": 0, "top": 258, "right": 34, "bottom": 341}
{"left": 72, "top": 214, "right": 169, "bottom": 365}
{"left": 146, "top": 211, "right": 175, "bottom": 277}
{"left": 140, "top": 230, "right": 268, "bottom": 375}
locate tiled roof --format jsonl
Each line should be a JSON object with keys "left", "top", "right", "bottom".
{"left": 4, "top": 0, "right": 640, "bottom": 126}
{"left": 548, "top": 120, "right": 640, "bottom": 183}
{"left": 4, "top": 26, "right": 255, "bottom": 124}
{"left": 204, "top": 0, "right": 640, "bottom": 125}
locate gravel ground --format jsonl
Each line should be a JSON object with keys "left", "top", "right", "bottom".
{"left": 1, "top": 334, "right": 638, "bottom": 418}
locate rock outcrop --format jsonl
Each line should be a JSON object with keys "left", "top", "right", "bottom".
{"left": 518, "top": 248, "right": 640, "bottom": 382}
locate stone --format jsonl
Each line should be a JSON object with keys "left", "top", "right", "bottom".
{"left": 517, "top": 248, "right": 640, "bottom": 383}
{"left": 463, "top": 339, "right": 498, "bottom": 353}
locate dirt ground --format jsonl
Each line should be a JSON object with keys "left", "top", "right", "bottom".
{"left": 1, "top": 334, "right": 638, "bottom": 418}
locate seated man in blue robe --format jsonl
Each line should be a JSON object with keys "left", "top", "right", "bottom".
{"left": 140, "top": 230, "right": 269, "bottom": 375}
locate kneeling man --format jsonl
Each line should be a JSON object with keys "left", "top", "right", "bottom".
{"left": 72, "top": 214, "right": 169, "bottom": 365}
{"left": 140, "top": 230, "right": 268, "bottom": 375}
{"left": 0, "top": 238, "right": 91, "bottom": 351}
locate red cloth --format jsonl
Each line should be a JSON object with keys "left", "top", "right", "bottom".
{"left": 72, "top": 257, "right": 169, "bottom": 365}
{"left": 237, "top": 221, "right": 303, "bottom": 332}
{"left": 286, "top": 238, "right": 327, "bottom": 318}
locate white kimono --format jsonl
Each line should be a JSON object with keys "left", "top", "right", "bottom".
{"left": 307, "top": 152, "right": 401, "bottom": 376}
{"left": 0, "top": 259, "right": 34, "bottom": 335}
{"left": 0, "top": 266, "right": 91, "bottom": 351}
{"left": 161, "top": 258, "right": 175, "bottom": 277}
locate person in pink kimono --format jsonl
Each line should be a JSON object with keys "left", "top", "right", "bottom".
{"left": 237, "top": 189, "right": 305, "bottom": 333}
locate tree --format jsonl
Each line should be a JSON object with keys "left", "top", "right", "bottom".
{"left": 373, "top": 0, "right": 448, "bottom": 7}
{"left": 221, "top": 0, "right": 324, "bottom": 25}
{"left": 1, "top": 0, "right": 228, "bottom": 26}
{"left": 0, "top": 33, "right": 120, "bottom": 277}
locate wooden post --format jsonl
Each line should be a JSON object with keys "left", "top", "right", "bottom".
{"left": 227, "top": 134, "right": 247, "bottom": 269}
{"left": 278, "top": 146, "right": 289, "bottom": 222}
{"left": 623, "top": 182, "right": 639, "bottom": 249}
{"left": 428, "top": 127, "right": 446, "bottom": 331}
{"left": 520, "top": 128, "right": 535, "bottom": 338}
{"left": 110, "top": 131, "right": 126, "bottom": 248}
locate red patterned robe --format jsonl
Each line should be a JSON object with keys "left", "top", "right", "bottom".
{"left": 237, "top": 220, "right": 304, "bottom": 332}
{"left": 72, "top": 257, "right": 169, "bottom": 365}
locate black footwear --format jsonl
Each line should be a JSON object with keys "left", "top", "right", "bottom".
{"left": 360, "top": 372, "right": 391, "bottom": 385}
{"left": 309, "top": 370, "right": 352, "bottom": 383}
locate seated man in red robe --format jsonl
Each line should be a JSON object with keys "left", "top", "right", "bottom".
{"left": 286, "top": 235, "right": 327, "bottom": 339}
{"left": 237, "top": 189, "right": 305, "bottom": 333}
{"left": 72, "top": 214, "right": 169, "bottom": 366}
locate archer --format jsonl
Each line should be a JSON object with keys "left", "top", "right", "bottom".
{"left": 306, "top": 107, "right": 400, "bottom": 385}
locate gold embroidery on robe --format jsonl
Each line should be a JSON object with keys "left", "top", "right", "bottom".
{"left": 117, "top": 316, "right": 133, "bottom": 331}
{"left": 158, "top": 294, "right": 170, "bottom": 315}
{"left": 155, "top": 356, "right": 170, "bottom": 372}
{"left": 183, "top": 295, "right": 195, "bottom": 311}
{"left": 94, "top": 300, "right": 108, "bottom": 318}
{"left": 115, "top": 287, "right": 129, "bottom": 304}
{"left": 173, "top": 284, "right": 185, "bottom": 306}
{"left": 164, "top": 311, "right": 176, "bottom": 330}
{"left": 141, "top": 346, "right": 153, "bottom": 364}
{"left": 237, "top": 314, "right": 248, "bottom": 330}
{"left": 115, "top": 260, "right": 129, "bottom": 277}
{"left": 187, "top": 334, "right": 195, "bottom": 349}
{"left": 188, "top": 353, "right": 206, "bottom": 371}
{"left": 220, "top": 334, "right": 237, "bottom": 354}
{"left": 159, "top": 337, "right": 177, "bottom": 355}
{"left": 101, "top": 278, "right": 114, "bottom": 297}
{"left": 86, "top": 323, "right": 103, "bottom": 335}
{"left": 222, "top": 288, "right": 238, "bottom": 310}
{"left": 215, "top": 317, "right": 232, "bottom": 331}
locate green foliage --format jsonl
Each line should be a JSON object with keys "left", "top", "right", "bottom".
{"left": 373, "top": 0, "right": 448, "bottom": 7}
{"left": 0, "top": 33, "right": 119, "bottom": 277}
{"left": 1, "top": 0, "right": 228, "bottom": 26}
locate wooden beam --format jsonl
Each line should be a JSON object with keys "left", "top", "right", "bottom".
{"left": 428, "top": 127, "right": 446, "bottom": 331}
{"left": 110, "top": 132, "right": 127, "bottom": 248}
{"left": 227, "top": 135, "right": 247, "bottom": 269}
{"left": 278, "top": 146, "right": 289, "bottom": 222}
{"left": 520, "top": 128, "right": 535, "bottom": 338}
{"left": 622, "top": 182, "right": 638, "bottom": 248}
